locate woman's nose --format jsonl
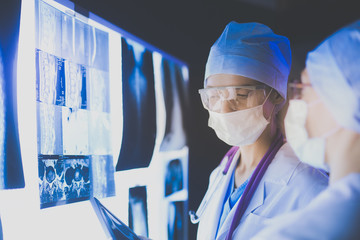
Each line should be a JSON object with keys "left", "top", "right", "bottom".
{"left": 219, "top": 100, "right": 233, "bottom": 113}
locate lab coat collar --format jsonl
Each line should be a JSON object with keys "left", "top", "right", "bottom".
{"left": 244, "top": 143, "right": 299, "bottom": 215}
{"left": 216, "top": 142, "right": 300, "bottom": 238}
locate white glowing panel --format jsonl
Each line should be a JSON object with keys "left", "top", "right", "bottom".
{"left": 62, "top": 107, "right": 89, "bottom": 155}
{"left": 88, "top": 111, "right": 112, "bottom": 155}
{"left": 1, "top": 0, "right": 190, "bottom": 239}
{"left": 88, "top": 68, "right": 110, "bottom": 113}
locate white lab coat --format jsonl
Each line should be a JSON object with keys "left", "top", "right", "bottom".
{"left": 196, "top": 143, "right": 329, "bottom": 240}
{"left": 251, "top": 173, "right": 360, "bottom": 240}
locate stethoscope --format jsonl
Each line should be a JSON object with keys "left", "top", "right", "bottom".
{"left": 189, "top": 146, "right": 239, "bottom": 224}
{"left": 189, "top": 131, "right": 284, "bottom": 239}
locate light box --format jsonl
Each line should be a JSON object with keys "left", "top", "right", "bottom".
{"left": 0, "top": 0, "right": 190, "bottom": 239}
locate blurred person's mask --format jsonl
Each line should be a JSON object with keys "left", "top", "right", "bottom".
{"left": 208, "top": 89, "right": 273, "bottom": 146}
{"left": 285, "top": 99, "right": 340, "bottom": 172}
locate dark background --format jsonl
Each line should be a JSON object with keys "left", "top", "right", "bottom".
{"left": 70, "top": 0, "right": 359, "bottom": 238}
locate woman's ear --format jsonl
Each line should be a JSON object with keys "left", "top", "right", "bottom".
{"left": 271, "top": 91, "right": 284, "bottom": 105}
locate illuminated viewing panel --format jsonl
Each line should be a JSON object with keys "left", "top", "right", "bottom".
{"left": 0, "top": 0, "right": 190, "bottom": 239}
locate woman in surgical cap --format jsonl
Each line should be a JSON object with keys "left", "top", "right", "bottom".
{"left": 190, "top": 21, "right": 328, "bottom": 240}
{"left": 251, "top": 20, "right": 360, "bottom": 240}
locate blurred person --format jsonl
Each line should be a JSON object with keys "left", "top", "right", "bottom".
{"left": 190, "top": 21, "right": 328, "bottom": 240}
{"left": 252, "top": 20, "right": 360, "bottom": 240}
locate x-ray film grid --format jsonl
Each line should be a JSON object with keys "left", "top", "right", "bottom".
{"left": 36, "top": 0, "right": 114, "bottom": 208}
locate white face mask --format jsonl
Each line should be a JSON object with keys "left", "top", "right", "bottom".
{"left": 208, "top": 90, "right": 272, "bottom": 147}
{"left": 285, "top": 99, "right": 339, "bottom": 172}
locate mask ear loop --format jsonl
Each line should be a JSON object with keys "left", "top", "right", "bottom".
{"left": 307, "top": 98, "right": 322, "bottom": 107}
{"left": 262, "top": 88, "right": 276, "bottom": 121}
{"left": 320, "top": 126, "right": 342, "bottom": 139}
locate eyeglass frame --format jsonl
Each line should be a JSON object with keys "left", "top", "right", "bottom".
{"left": 198, "top": 85, "right": 267, "bottom": 94}
{"left": 288, "top": 82, "right": 313, "bottom": 100}
{"left": 198, "top": 84, "right": 270, "bottom": 112}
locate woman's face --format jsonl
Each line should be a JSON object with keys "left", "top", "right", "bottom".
{"left": 300, "top": 69, "right": 338, "bottom": 138}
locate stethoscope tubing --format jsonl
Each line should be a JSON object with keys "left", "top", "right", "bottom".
{"left": 225, "top": 131, "right": 283, "bottom": 239}
{"left": 189, "top": 146, "right": 239, "bottom": 224}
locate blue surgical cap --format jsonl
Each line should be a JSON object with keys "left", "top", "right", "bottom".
{"left": 306, "top": 20, "right": 360, "bottom": 133}
{"left": 204, "top": 21, "right": 292, "bottom": 99}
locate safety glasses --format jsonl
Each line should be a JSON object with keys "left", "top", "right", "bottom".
{"left": 288, "top": 82, "right": 312, "bottom": 100}
{"left": 198, "top": 85, "right": 268, "bottom": 113}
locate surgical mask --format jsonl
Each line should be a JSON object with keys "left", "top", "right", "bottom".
{"left": 285, "top": 99, "right": 340, "bottom": 172}
{"left": 208, "top": 89, "right": 273, "bottom": 146}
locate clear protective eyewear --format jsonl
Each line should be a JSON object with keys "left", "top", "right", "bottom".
{"left": 288, "top": 82, "right": 312, "bottom": 100}
{"left": 198, "top": 85, "right": 268, "bottom": 113}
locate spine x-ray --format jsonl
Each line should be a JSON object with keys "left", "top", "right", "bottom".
{"left": 116, "top": 38, "right": 156, "bottom": 171}
{"left": 38, "top": 155, "right": 91, "bottom": 208}
{"left": 0, "top": 0, "right": 25, "bottom": 190}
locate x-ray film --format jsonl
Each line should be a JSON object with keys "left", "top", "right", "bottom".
{"left": 168, "top": 201, "right": 185, "bottom": 240}
{"left": 61, "top": 12, "right": 73, "bottom": 61}
{"left": 159, "top": 58, "right": 187, "bottom": 151}
{"left": 90, "top": 155, "right": 115, "bottom": 199}
{"left": 129, "top": 186, "right": 149, "bottom": 237}
{"left": 74, "top": 19, "right": 90, "bottom": 66}
{"left": 38, "top": 156, "right": 65, "bottom": 207}
{"left": 37, "top": 0, "right": 62, "bottom": 56}
{"left": 39, "top": 155, "right": 90, "bottom": 209}
{"left": 36, "top": 50, "right": 57, "bottom": 104}
{"left": 91, "top": 197, "right": 141, "bottom": 240}
{"left": 117, "top": 38, "right": 156, "bottom": 171}
{"left": 61, "top": 13, "right": 90, "bottom": 66}
{"left": 64, "top": 60, "right": 86, "bottom": 109}
{"left": 88, "top": 111, "right": 111, "bottom": 155}
{"left": 63, "top": 156, "right": 90, "bottom": 202}
{"left": 88, "top": 68, "right": 110, "bottom": 113}
{"left": 88, "top": 27, "right": 109, "bottom": 71}
{"left": 62, "top": 107, "right": 89, "bottom": 155}
{"left": 0, "top": 51, "right": 4, "bottom": 189}
{"left": 165, "top": 159, "right": 184, "bottom": 197}
{"left": 37, "top": 102, "right": 63, "bottom": 155}
{"left": 0, "top": 0, "right": 25, "bottom": 189}
{"left": 36, "top": 50, "right": 65, "bottom": 106}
